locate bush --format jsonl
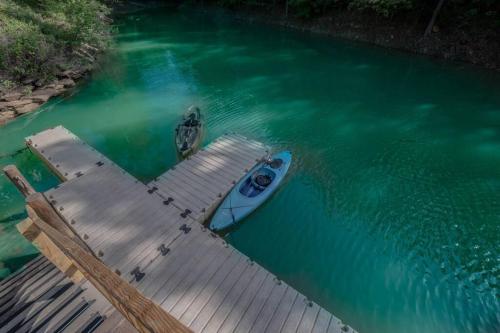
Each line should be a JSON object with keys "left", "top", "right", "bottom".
{"left": 0, "top": 0, "right": 111, "bottom": 83}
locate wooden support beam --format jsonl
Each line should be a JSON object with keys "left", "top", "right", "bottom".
{"left": 17, "top": 215, "right": 84, "bottom": 284}
{"left": 30, "top": 211, "right": 193, "bottom": 333}
{"left": 3, "top": 164, "right": 86, "bottom": 283}
{"left": 3, "top": 165, "right": 36, "bottom": 197}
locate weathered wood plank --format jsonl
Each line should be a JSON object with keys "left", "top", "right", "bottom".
{"left": 192, "top": 262, "right": 260, "bottom": 332}
{"left": 263, "top": 287, "right": 299, "bottom": 333}
{"left": 0, "top": 256, "right": 46, "bottom": 296}
{"left": 312, "top": 308, "right": 333, "bottom": 333}
{"left": 280, "top": 293, "right": 308, "bottom": 333}
{"left": 168, "top": 250, "right": 238, "bottom": 319}
{"left": 247, "top": 281, "right": 288, "bottom": 333}
{"left": 232, "top": 273, "right": 277, "bottom": 333}
{"left": 178, "top": 253, "right": 245, "bottom": 325}
{"left": 216, "top": 270, "right": 269, "bottom": 333}
{"left": 297, "top": 301, "right": 321, "bottom": 333}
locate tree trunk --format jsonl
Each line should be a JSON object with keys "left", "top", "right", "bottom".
{"left": 424, "top": 0, "right": 446, "bottom": 37}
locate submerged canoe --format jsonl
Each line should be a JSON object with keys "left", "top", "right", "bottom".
{"left": 175, "top": 106, "right": 203, "bottom": 157}
{"left": 209, "top": 151, "right": 292, "bottom": 231}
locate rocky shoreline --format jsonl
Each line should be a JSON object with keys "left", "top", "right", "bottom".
{"left": 0, "top": 72, "right": 77, "bottom": 125}
{"left": 0, "top": 43, "right": 102, "bottom": 126}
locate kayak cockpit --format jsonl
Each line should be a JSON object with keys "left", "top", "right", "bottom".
{"left": 239, "top": 167, "right": 276, "bottom": 197}
{"left": 238, "top": 156, "right": 285, "bottom": 198}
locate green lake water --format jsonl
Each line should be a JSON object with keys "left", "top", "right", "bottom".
{"left": 0, "top": 6, "right": 499, "bottom": 333}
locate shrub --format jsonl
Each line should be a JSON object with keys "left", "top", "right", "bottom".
{"left": 0, "top": 0, "right": 111, "bottom": 83}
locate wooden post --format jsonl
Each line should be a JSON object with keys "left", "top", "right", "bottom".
{"left": 3, "top": 164, "right": 90, "bottom": 282}
{"left": 3, "top": 165, "right": 35, "bottom": 197}
{"left": 30, "top": 212, "right": 192, "bottom": 333}
{"left": 17, "top": 215, "right": 84, "bottom": 283}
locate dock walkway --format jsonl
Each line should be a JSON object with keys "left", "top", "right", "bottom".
{"left": 1, "top": 126, "right": 355, "bottom": 333}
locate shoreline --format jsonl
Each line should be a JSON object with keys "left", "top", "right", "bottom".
{"left": 196, "top": 3, "right": 500, "bottom": 72}
{"left": 0, "top": 66, "right": 88, "bottom": 126}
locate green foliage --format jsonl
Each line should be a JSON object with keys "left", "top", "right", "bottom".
{"left": 348, "top": 0, "right": 414, "bottom": 17}
{"left": 0, "top": 0, "right": 111, "bottom": 83}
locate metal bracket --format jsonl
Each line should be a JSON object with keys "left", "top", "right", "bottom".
{"left": 130, "top": 267, "right": 145, "bottom": 282}
{"left": 75, "top": 171, "right": 83, "bottom": 177}
{"left": 96, "top": 161, "right": 104, "bottom": 166}
{"left": 179, "top": 224, "right": 191, "bottom": 234}
{"left": 180, "top": 209, "right": 191, "bottom": 218}
{"left": 158, "top": 244, "right": 170, "bottom": 256}
{"left": 163, "top": 197, "right": 174, "bottom": 205}
{"left": 147, "top": 186, "right": 158, "bottom": 194}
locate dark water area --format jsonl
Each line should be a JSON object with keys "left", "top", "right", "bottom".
{"left": 0, "top": 6, "right": 499, "bottom": 333}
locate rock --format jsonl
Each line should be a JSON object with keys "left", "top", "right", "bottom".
{"left": 34, "top": 79, "right": 44, "bottom": 87}
{"left": 16, "top": 103, "right": 40, "bottom": 114}
{"left": 0, "top": 102, "right": 9, "bottom": 110}
{"left": 55, "top": 84, "right": 65, "bottom": 91}
{"left": 6, "top": 99, "right": 33, "bottom": 108}
{"left": 0, "top": 111, "right": 16, "bottom": 125}
{"left": 1, "top": 92, "right": 22, "bottom": 102}
{"left": 57, "top": 70, "right": 70, "bottom": 79}
{"left": 30, "top": 94, "right": 52, "bottom": 103}
{"left": 31, "top": 88, "right": 58, "bottom": 97}
{"left": 59, "top": 78, "right": 76, "bottom": 88}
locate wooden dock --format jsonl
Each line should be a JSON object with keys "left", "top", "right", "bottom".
{"left": 1, "top": 126, "right": 356, "bottom": 333}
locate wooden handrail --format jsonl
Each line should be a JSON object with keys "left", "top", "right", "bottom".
{"left": 30, "top": 208, "right": 192, "bottom": 333}
{"left": 3, "top": 165, "right": 36, "bottom": 197}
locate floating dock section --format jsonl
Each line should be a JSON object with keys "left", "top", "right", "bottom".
{"left": 1, "top": 126, "right": 356, "bottom": 333}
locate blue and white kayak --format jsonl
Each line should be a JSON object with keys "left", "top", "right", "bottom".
{"left": 209, "top": 151, "right": 292, "bottom": 231}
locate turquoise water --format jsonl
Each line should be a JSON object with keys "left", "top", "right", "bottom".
{"left": 1, "top": 6, "right": 499, "bottom": 332}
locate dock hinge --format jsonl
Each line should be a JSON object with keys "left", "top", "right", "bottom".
{"left": 147, "top": 186, "right": 158, "bottom": 194}
{"left": 158, "top": 244, "right": 170, "bottom": 256}
{"left": 180, "top": 209, "right": 191, "bottom": 218}
{"left": 163, "top": 197, "right": 174, "bottom": 205}
{"left": 130, "top": 267, "right": 145, "bottom": 282}
{"left": 179, "top": 224, "right": 191, "bottom": 234}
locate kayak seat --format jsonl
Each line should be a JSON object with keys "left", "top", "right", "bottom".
{"left": 268, "top": 158, "right": 283, "bottom": 169}
{"left": 250, "top": 168, "right": 275, "bottom": 191}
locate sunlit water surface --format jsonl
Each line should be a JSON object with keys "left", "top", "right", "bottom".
{"left": 0, "top": 7, "right": 499, "bottom": 333}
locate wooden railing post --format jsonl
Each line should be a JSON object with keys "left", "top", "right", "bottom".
{"left": 3, "top": 164, "right": 85, "bottom": 283}
{"left": 3, "top": 164, "right": 36, "bottom": 197}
